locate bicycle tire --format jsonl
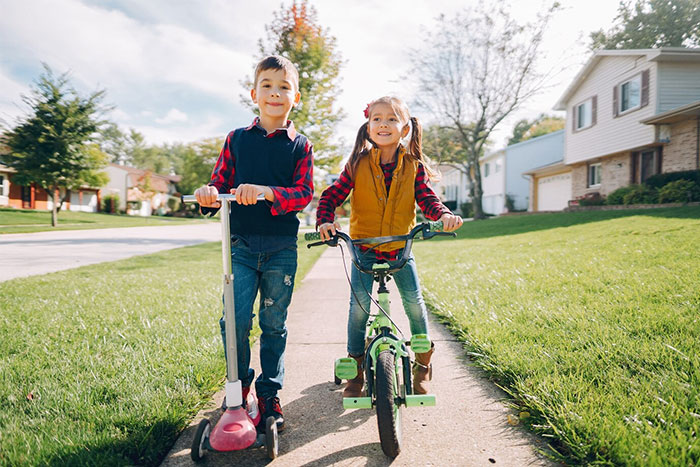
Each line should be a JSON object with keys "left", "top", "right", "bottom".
{"left": 375, "top": 349, "right": 402, "bottom": 458}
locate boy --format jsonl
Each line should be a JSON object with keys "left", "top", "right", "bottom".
{"left": 195, "top": 55, "right": 313, "bottom": 431}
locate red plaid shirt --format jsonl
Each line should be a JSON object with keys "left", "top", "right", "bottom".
{"left": 209, "top": 118, "right": 314, "bottom": 216}
{"left": 316, "top": 159, "right": 451, "bottom": 260}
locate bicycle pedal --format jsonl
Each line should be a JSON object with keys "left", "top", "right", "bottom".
{"left": 405, "top": 394, "right": 436, "bottom": 407}
{"left": 335, "top": 357, "right": 358, "bottom": 380}
{"left": 410, "top": 334, "right": 432, "bottom": 353}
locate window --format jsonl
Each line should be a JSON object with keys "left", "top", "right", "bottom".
{"left": 484, "top": 163, "right": 490, "bottom": 177}
{"left": 495, "top": 161, "right": 502, "bottom": 173}
{"left": 575, "top": 98, "right": 595, "bottom": 130}
{"left": 588, "top": 163, "right": 601, "bottom": 187}
{"left": 0, "top": 176, "right": 4, "bottom": 196}
{"left": 620, "top": 75, "right": 641, "bottom": 113}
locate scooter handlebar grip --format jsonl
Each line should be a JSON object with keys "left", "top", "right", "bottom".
{"left": 305, "top": 231, "right": 321, "bottom": 241}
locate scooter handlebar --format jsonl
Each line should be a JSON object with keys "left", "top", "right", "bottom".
{"left": 181, "top": 194, "right": 266, "bottom": 203}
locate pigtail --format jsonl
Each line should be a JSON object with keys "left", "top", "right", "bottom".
{"left": 345, "top": 122, "right": 372, "bottom": 179}
{"left": 408, "top": 116, "right": 440, "bottom": 182}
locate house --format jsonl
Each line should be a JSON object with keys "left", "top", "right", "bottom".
{"left": 481, "top": 130, "right": 565, "bottom": 214}
{"left": 0, "top": 163, "right": 100, "bottom": 212}
{"left": 431, "top": 164, "right": 471, "bottom": 214}
{"left": 553, "top": 48, "right": 700, "bottom": 201}
{"left": 103, "top": 163, "right": 181, "bottom": 216}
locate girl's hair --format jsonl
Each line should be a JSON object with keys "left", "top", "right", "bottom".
{"left": 346, "top": 96, "right": 438, "bottom": 180}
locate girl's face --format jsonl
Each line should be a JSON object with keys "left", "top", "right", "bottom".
{"left": 368, "top": 102, "right": 409, "bottom": 150}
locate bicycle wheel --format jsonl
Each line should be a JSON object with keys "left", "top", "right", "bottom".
{"left": 375, "top": 349, "right": 402, "bottom": 458}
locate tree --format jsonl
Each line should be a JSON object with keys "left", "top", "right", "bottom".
{"left": 411, "top": 3, "right": 560, "bottom": 219}
{"left": 1, "top": 64, "right": 109, "bottom": 226}
{"left": 172, "top": 138, "right": 223, "bottom": 196}
{"left": 589, "top": 0, "right": 700, "bottom": 50}
{"left": 508, "top": 114, "right": 565, "bottom": 145}
{"left": 243, "top": 0, "right": 345, "bottom": 170}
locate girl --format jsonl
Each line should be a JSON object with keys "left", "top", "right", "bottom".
{"left": 316, "top": 96, "right": 462, "bottom": 397}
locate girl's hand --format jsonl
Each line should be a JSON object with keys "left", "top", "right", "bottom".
{"left": 318, "top": 221, "right": 341, "bottom": 241}
{"left": 440, "top": 213, "right": 463, "bottom": 232}
{"left": 231, "top": 185, "right": 273, "bottom": 205}
{"left": 194, "top": 185, "right": 220, "bottom": 208}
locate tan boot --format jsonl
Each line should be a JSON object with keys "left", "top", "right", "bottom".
{"left": 342, "top": 354, "right": 365, "bottom": 398}
{"left": 413, "top": 344, "right": 435, "bottom": 395}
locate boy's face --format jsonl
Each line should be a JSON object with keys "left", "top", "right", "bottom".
{"left": 251, "top": 69, "right": 300, "bottom": 121}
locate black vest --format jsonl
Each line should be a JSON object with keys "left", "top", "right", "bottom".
{"left": 227, "top": 127, "right": 307, "bottom": 236}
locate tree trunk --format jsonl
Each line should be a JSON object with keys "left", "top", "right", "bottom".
{"left": 49, "top": 187, "right": 58, "bottom": 227}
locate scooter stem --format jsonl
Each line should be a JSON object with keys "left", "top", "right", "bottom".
{"left": 221, "top": 199, "right": 242, "bottom": 406}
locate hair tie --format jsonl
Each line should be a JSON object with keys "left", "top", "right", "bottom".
{"left": 363, "top": 102, "right": 372, "bottom": 119}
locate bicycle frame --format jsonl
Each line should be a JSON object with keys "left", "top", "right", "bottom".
{"left": 305, "top": 222, "right": 454, "bottom": 410}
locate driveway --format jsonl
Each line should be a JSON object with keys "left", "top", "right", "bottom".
{"left": 0, "top": 223, "right": 220, "bottom": 282}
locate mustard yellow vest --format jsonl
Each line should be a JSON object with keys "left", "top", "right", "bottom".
{"left": 350, "top": 146, "right": 418, "bottom": 252}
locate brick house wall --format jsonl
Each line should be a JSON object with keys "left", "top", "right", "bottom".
{"left": 571, "top": 152, "right": 635, "bottom": 199}
{"left": 663, "top": 119, "right": 699, "bottom": 172}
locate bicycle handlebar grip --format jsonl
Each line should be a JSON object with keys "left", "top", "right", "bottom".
{"left": 304, "top": 231, "right": 321, "bottom": 241}
{"left": 427, "top": 220, "right": 444, "bottom": 232}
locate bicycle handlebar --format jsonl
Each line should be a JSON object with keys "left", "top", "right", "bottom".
{"left": 305, "top": 221, "right": 456, "bottom": 275}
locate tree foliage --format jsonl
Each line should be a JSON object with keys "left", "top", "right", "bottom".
{"left": 411, "top": 3, "right": 560, "bottom": 219}
{"left": 589, "top": 0, "right": 700, "bottom": 50}
{"left": 508, "top": 114, "right": 565, "bottom": 145}
{"left": 243, "top": 0, "right": 345, "bottom": 169}
{"left": 1, "top": 64, "right": 109, "bottom": 226}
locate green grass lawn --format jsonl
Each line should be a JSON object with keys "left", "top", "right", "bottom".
{"left": 0, "top": 239, "right": 324, "bottom": 466}
{"left": 414, "top": 206, "right": 700, "bottom": 465}
{"left": 0, "top": 208, "right": 211, "bottom": 234}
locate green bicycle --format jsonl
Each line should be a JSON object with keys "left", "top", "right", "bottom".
{"left": 305, "top": 221, "right": 455, "bottom": 457}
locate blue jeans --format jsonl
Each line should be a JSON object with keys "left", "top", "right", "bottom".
{"left": 219, "top": 237, "right": 297, "bottom": 399}
{"left": 347, "top": 251, "right": 429, "bottom": 356}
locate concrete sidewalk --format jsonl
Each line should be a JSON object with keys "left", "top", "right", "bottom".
{"left": 161, "top": 246, "right": 555, "bottom": 466}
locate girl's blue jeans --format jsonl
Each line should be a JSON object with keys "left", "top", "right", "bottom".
{"left": 347, "top": 251, "right": 429, "bottom": 356}
{"left": 219, "top": 237, "right": 297, "bottom": 399}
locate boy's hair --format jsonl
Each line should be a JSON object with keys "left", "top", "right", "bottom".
{"left": 253, "top": 55, "right": 300, "bottom": 91}
{"left": 346, "top": 96, "right": 438, "bottom": 181}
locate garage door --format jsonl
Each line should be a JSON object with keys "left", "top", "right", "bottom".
{"left": 537, "top": 172, "right": 571, "bottom": 211}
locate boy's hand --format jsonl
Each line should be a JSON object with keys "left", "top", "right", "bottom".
{"left": 439, "top": 213, "right": 463, "bottom": 232}
{"left": 194, "top": 185, "right": 220, "bottom": 208}
{"left": 318, "top": 221, "right": 341, "bottom": 241}
{"left": 231, "top": 184, "right": 274, "bottom": 205}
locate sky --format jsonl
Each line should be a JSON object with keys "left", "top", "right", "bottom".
{"left": 0, "top": 0, "right": 620, "bottom": 152}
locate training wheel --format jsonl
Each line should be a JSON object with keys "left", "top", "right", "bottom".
{"left": 265, "top": 416, "right": 279, "bottom": 459}
{"left": 190, "top": 418, "right": 211, "bottom": 462}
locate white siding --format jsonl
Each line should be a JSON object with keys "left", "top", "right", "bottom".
{"left": 565, "top": 56, "right": 657, "bottom": 165}
{"left": 657, "top": 61, "right": 700, "bottom": 112}
{"left": 480, "top": 152, "right": 506, "bottom": 214}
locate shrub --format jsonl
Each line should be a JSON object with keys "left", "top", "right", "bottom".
{"left": 577, "top": 192, "right": 605, "bottom": 206}
{"left": 167, "top": 197, "right": 181, "bottom": 212}
{"left": 101, "top": 194, "right": 119, "bottom": 214}
{"left": 644, "top": 170, "right": 700, "bottom": 189}
{"left": 622, "top": 185, "right": 658, "bottom": 205}
{"left": 443, "top": 200, "right": 457, "bottom": 211}
{"left": 459, "top": 202, "right": 473, "bottom": 218}
{"left": 606, "top": 185, "right": 638, "bottom": 205}
{"left": 657, "top": 179, "right": 700, "bottom": 203}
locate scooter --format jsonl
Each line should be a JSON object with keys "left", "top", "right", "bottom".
{"left": 182, "top": 193, "right": 279, "bottom": 461}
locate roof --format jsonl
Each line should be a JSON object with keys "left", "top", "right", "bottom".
{"left": 522, "top": 160, "right": 569, "bottom": 177}
{"left": 554, "top": 48, "right": 700, "bottom": 111}
{"left": 0, "top": 163, "right": 16, "bottom": 174}
{"left": 109, "top": 163, "right": 182, "bottom": 193}
{"left": 641, "top": 100, "right": 700, "bottom": 125}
